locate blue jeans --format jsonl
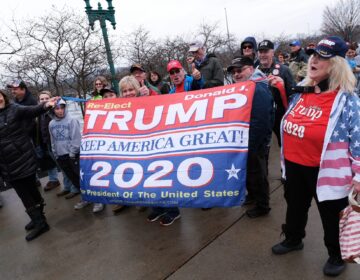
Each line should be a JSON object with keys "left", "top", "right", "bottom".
{"left": 47, "top": 167, "right": 59, "bottom": 182}
{"left": 62, "top": 173, "right": 78, "bottom": 193}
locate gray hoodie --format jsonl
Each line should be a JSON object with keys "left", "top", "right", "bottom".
{"left": 49, "top": 100, "right": 81, "bottom": 158}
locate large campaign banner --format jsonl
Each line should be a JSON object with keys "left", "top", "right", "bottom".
{"left": 80, "top": 81, "right": 255, "bottom": 208}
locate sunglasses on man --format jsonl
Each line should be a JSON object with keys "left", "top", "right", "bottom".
{"left": 169, "top": 69, "right": 181, "bottom": 75}
{"left": 242, "top": 45, "right": 253, "bottom": 50}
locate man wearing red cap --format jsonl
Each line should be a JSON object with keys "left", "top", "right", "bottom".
{"left": 146, "top": 60, "right": 204, "bottom": 226}
{"left": 167, "top": 60, "right": 204, "bottom": 93}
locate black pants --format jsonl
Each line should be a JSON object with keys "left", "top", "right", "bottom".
{"left": 57, "top": 155, "right": 80, "bottom": 190}
{"left": 11, "top": 174, "right": 44, "bottom": 210}
{"left": 246, "top": 150, "right": 269, "bottom": 209}
{"left": 284, "top": 160, "right": 348, "bottom": 257}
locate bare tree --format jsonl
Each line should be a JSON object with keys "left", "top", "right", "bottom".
{"left": 195, "top": 22, "right": 233, "bottom": 53}
{"left": 0, "top": 19, "right": 24, "bottom": 55}
{"left": 322, "top": 0, "right": 360, "bottom": 42}
{"left": 2, "top": 6, "right": 109, "bottom": 98}
{"left": 124, "top": 26, "right": 159, "bottom": 67}
{"left": 62, "top": 16, "right": 109, "bottom": 100}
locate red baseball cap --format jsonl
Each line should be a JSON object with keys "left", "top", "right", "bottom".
{"left": 167, "top": 60, "right": 183, "bottom": 72}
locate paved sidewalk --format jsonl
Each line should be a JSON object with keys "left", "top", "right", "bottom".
{"left": 0, "top": 143, "right": 359, "bottom": 280}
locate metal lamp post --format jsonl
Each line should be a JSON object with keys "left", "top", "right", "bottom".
{"left": 84, "top": 0, "right": 119, "bottom": 94}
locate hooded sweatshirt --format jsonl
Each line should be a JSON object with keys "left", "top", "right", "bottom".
{"left": 49, "top": 100, "right": 81, "bottom": 158}
{"left": 240, "top": 37, "right": 259, "bottom": 67}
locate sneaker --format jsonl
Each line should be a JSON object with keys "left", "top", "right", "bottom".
{"left": 93, "top": 203, "right": 104, "bottom": 213}
{"left": 112, "top": 205, "right": 127, "bottom": 213}
{"left": 65, "top": 192, "right": 80, "bottom": 199}
{"left": 246, "top": 206, "right": 271, "bottom": 218}
{"left": 147, "top": 211, "right": 167, "bottom": 222}
{"left": 323, "top": 256, "right": 346, "bottom": 277}
{"left": 56, "top": 190, "right": 70, "bottom": 197}
{"left": 44, "top": 180, "right": 60, "bottom": 191}
{"left": 272, "top": 239, "right": 304, "bottom": 255}
{"left": 159, "top": 213, "right": 181, "bottom": 226}
{"left": 74, "top": 200, "right": 91, "bottom": 210}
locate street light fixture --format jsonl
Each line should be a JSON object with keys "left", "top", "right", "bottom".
{"left": 84, "top": 0, "right": 119, "bottom": 94}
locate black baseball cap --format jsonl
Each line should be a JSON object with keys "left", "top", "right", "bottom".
{"left": 258, "top": 40, "right": 274, "bottom": 50}
{"left": 227, "top": 56, "right": 254, "bottom": 72}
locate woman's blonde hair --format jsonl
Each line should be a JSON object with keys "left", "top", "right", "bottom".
{"left": 302, "top": 55, "right": 356, "bottom": 93}
{"left": 118, "top": 75, "right": 140, "bottom": 97}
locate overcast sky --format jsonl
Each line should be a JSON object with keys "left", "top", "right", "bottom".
{"left": 0, "top": 0, "right": 338, "bottom": 41}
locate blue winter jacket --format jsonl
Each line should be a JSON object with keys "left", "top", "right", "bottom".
{"left": 247, "top": 69, "right": 275, "bottom": 153}
{"left": 169, "top": 75, "right": 204, "bottom": 93}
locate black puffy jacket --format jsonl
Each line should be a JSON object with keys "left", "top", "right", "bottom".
{"left": 0, "top": 103, "right": 47, "bottom": 181}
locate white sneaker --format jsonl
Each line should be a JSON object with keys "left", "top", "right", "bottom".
{"left": 74, "top": 200, "right": 91, "bottom": 210}
{"left": 93, "top": 203, "right": 104, "bottom": 213}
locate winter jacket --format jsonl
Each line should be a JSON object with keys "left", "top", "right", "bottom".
{"left": 0, "top": 103, "right": 47, "bottom": 181}
{"left": 169, "top": 75, "right": 204, "bottom": 94}
{"left": 281, "top": 90, "right": 360, "bottom": 202}
{"left": 15, "top": 90, "right": 38, "bottom": 143}
{"left": 247, "top": 69, "right": 274, "bottom": 153}
{"left": 289, "top": 48, "right": 308, "bottom": 82}
{"left": 49, "top": 104, "right": 81, "bottom": 158}
{"left": 35, "top": 112, "right": 57, "bottom": 171}
{"left": 195, "top": 54, "right": 224, "bottom": 89}
{"left": 149, "top": 79, "right": 170, "bottom": 94}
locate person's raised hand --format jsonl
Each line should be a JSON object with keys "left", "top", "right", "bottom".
{"left": 139, "top": 80, "right": 150, "bottom": 96}
{"left": 45, "top": 96, "right": 61, "bottom": 108}
{"left": 268, "top": 75, "right": 284, "bottom": 87}
{"left": 191, "top": 63, "right": 201, "bottom": 80}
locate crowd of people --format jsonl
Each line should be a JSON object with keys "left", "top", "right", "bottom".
{"left": 1, "top": 35, "right": 360, "bottom": 277}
